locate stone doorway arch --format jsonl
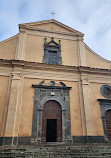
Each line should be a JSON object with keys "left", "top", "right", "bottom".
{"left": 42, "top": 100, "right": 62, "bottom": 142}
{"left": 32, "top": 83, "right": 72, "bottom": 143}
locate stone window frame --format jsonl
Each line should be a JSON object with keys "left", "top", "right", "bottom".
{"left": 43, "top": 37, "right": 62, "bottom": 65}
{"left": 98, "top": 99, "right": 111, "bottom": 141}
{"left": 100, "top": 85, "right": 111, "bottom": 99}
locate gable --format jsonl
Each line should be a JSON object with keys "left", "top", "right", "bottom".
{"left": 20, "top": 19, "right": 84, "bottom": 36}
{"left": 29, "top": 23, "right": 74, "bottom": 33}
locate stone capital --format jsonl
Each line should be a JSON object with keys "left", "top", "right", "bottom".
{"left": 81, "top": 78, "right": 89, "bottom": 85}
{"left": 77, "top": 36, "right": 84, "bottom": 41}
{"left": 12, "top": 72, "right": 22, "bottom": 80}
{"left": 81, "top": 74, "right": 89, "bottom": 85}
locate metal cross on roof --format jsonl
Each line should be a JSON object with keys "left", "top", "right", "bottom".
{"left": 50, "top": 11, "right": 56, "bottom": 19}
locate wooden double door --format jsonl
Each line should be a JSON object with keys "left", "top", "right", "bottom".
{"left": 42, "top": 100, "right": 62, "bottom": 142}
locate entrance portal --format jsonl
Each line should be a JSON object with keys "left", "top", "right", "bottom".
{"left": 42, "top": 100, "right": 62, "bottom": 142}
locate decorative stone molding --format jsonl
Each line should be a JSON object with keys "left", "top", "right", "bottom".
{"left": 32, "top": 81, "right": 72, "bottom": 143}
{"left": 12, "top": 72, "right": 22, "bottom": 80}
{"left": 43, "top": 37, "right": 62, "bottom": 65}
{"left": 101, "top": 85, "right": 111, "bottom": 99}
{"left": 81, "top": 74, "right": 89, "bottom": 85}
{"left": 81, "top": 78, "right": 89, "bottom": 85}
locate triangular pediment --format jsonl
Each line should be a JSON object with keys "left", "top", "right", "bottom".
{"left": 20, "top": 19, "right": 84, "bottom": 36}
{"left": 44, "top": 37, "right": 60, "bottom": 48}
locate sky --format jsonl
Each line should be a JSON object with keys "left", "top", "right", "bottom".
{"left": 0, "top": 0, "right": 111, "bottom": 60}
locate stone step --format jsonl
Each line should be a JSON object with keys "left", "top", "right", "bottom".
{"left": 0, "top": 152, "right": 111, "bottom": 157}
{"left": 0, "top": 144, "right": 111, "bottom": 158}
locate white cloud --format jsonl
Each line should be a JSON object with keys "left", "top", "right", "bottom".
{"left": 0, "top": 0, "right": 111, "bottom": 60}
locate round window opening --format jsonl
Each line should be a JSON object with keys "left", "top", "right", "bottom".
{"left": 101, "top": 85, "right": 111, "bottom": 99}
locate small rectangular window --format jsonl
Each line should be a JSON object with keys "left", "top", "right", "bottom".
{"left": 48, "top": 51, "right": 57, "bottom": 64}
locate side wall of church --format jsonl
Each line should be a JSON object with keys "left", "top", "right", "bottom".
{"left": 0, "top": 35, "right": 18, "bottom": 60}
{"left": 85, "top": 45, "right": 111, "bottom": 69}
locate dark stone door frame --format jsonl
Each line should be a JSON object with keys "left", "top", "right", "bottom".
{"left": 32, "top": 84, "right": 72, "bottom": 144}
{"left": 98, "top": 99, "right": 111, "bottom": 141}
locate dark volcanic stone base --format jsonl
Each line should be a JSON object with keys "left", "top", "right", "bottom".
{"left": 72, "top": 136, "right": 106, "bottom": 143}
{"left": 0, "top": 136, "right": 107, "bottom": 146}
{"left": 2, "top": 137, "right": 31, "bottom": 146}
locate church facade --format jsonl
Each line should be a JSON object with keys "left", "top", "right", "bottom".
{"left": 0, "top": 19, "right": 111, "bottom": 146}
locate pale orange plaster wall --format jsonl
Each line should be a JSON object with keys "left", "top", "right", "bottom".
{"left": 68, "top": 81, "right": 82, "bottom": 136}
{"left": 25, "top": 35, "right": 44, "bottom": 63}
{"left": 0, "top": 76, "right": 9, "bottom": 136}
{"left": 19, "top": 78, "right": 82, "bottom": 136}
{"left": 18, "top": 78, "right": 42, "bottom": 136}
{"left": 61, "top": 40, "right": 78, "bottom": 66}
{"left": 25, "top": 35, "right": 79, "bottom": 66}
{"left": 85, "top": 45, "right": 111, "bottom": 69}
{"left": 0, "top": 35, "right": 18, "bottom": 59}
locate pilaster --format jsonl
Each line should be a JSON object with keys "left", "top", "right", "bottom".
{"left": 80, "top": 72, "right": 95, "bottom": 136}
{"left": 77, "top": 37, "right": 86, "bottom": 66}
{"left": 78, "top": 81, "right": 87, "bottom": 136}
{"left": 15, "top": 28, "right": 26, "bottom": 60}
{"left": 3, "top": 66, "right": 23, "bottom": 145}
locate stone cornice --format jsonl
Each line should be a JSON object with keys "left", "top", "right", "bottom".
{"left": 32, "top": 84, "right": 72, "bottom": 90}
{"left": 26, "top": 30, "right": 78, "bottom": 41}
{"left": 98, "top": 99, "right": 111, "bottom": 104}
{"left": 19, "top": 19, "right": 84, "bottom": 37}
{"left": 19, "top": 25, "right": 83, "bottom": 37}
{"left": 0, "top": 59, "right": 111, "bottom": 75}
{"left": 20, "top": 19, "right": 84, "bottom": 35}
{"left": 0, "top": 59, "right": 12, "bottom": 67}
{"left": 78, "top": 66, "right": 111, "bottom": 75}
